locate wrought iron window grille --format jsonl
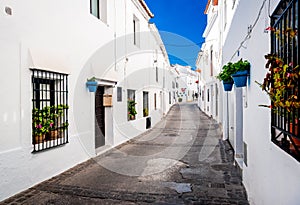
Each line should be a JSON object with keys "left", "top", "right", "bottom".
{"left": 31, "top": 69, "right": 69, "bottom": 153}
{"left": 270, "top": 0, "right": 299, "bottom": 161}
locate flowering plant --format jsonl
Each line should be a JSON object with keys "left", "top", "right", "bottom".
{"left": 32, "top": 104, "right": 69, "bottom": 136}
{"left": 256, "top": 54, "right": 300, "bottom": 112}
{"left": 128, "top": 99, "right": 137, "bottom": 119}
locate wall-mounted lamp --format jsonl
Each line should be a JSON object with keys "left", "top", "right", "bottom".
{"left": 5, "top": 7, "right": 12, "bottom": 15}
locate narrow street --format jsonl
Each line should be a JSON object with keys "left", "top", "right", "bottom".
{"left": 2, "top": 103, "right": 249, "bottom": 205}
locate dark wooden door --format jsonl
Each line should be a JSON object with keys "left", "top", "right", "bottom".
{"left": 95, "top": 86, "right": 105, "bottom": 148}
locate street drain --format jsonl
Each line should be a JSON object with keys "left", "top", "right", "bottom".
{"left": 207, "top": 183, "right": 225, "bottom": 188}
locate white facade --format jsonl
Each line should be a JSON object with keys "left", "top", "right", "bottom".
{"left": 0, "top": 0, "right": 174, "bottom": 201}
{"left": 196, "top": 0, "right": 222, "bottom": 122}
{"left": 199, "top": 0, "right": 300, "bottom": 204}
{"left": 171, "top": 64, "right": 198, "bottom": 103}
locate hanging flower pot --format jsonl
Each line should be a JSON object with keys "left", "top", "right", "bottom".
{"left": 231, "top": 70, "right": 249, "bottom": 87}
{"left": 222, "top": 81, "right": 234, "bottom": 91}
{"left": 86, "top": 77, "right": 98, "bottom": 92}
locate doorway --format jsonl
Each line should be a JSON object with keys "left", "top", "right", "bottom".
{"left": 95, "top": 86, "right": 105, "bottom": 148}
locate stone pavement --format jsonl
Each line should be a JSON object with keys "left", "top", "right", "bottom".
{"left": 1, "top": 103, "right": 249, "bottom": 205}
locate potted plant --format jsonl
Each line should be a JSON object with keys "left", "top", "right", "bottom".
{"left": 231, "top": 59, "right": 250, "bottom": 87}
{"left": 32, "top": 106, "right": 55, "bottom": 144}
{"left": 48, "top": 104, "right": 69, "bottom": 140}
{"left": 143, "top": 108, "right": 149, "bottom": 117}
{"left": 256, "top": 54, "right": 300, "bottom": 111}
{"left": 32, "top": 104, "right": 69, "bottom": 143}
{"left": 86, "top": 77, "right": 98, "bottom": 92}
{"left": 216, "top": 62, "right": 235, "bottom": 91}
{"left": 128, "top": 99, "right": 137, "bottom": 120}
{"left": 256, "top": 54, "right": 300, "bottom": 151}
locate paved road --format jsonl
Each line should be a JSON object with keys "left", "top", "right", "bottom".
{"left": 2, "top": 103, "right": 249, "bottom": 205}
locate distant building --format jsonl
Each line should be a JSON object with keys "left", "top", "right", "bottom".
{"left": 196, "top": 0, "right": 221, "bottom": 120}
{"left": 170, "top": 64, "right": 198, "bottom": 103}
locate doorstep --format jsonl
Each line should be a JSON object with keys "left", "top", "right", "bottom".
{"left": 234, "top": 154, "right": 244, "bottom": 177}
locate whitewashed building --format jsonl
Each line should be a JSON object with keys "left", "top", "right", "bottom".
{"left": 199, "top": 0, "right": 300, "bottom": 204}
{"left": 170, "top": 64, "right": 198, "bottom": 103}
{"left": 196, "top": 0, "right": 222, "bottom": 122}
{"left": 0, "top": 0, "right": 174, "bottom": 201}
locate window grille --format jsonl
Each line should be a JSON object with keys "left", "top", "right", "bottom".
{"left": 270, "top": 0, "right": 299, "bottom": 161}
{"left": 31, "top": 69, "right": 69, "bottom": 152}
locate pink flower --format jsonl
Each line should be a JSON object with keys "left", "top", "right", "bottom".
{"left": 50, "top": 123, "right": 54, "bottom": 127}
{"left": 265, "top": 27, "right": 272, "bottom": 31}
{"left": 36, "top": 124, "right": 42, "bottom": 129}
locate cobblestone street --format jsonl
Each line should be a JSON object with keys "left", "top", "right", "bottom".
{"left": 1, "top": 103, "right": 249, "bottom": 205}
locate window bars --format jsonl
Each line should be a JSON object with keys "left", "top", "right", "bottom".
{"left": 31, "top": 69, "right": 69, "bottom": 153}
{"left": 270, "top": 0, "right": 299, "bottom": 161}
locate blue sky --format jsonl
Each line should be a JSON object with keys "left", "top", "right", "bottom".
{"left": 144, "top": 0, "right": 207, "bottom": 69}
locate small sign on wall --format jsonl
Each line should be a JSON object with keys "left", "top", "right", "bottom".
{"left": 103, "top": 94, "right": 113, "bottom": 107}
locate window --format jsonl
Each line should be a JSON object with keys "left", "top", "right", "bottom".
{"left": 172, "top": 81, "right": 175, "bottom": 89}
{"left": 90, "top": 0, "right": 107, "bottom": 22}
{"left": 31, "top": 69, "right": 69, "bottom": 153}
{"left": 169, "top": 92, "right": 172, "bottom": 104}
{"left": 270, "top": 0, "right": 299, "bottom": 161}
{"left": 210, "top": 46, "right": 214, "bottom": 76}
{"left": 224, "top": 0, "right": 227, "bottom": 30}
{"left": 207, "top": 89, "right": 210, "bottom": 102}
{"left": 154, "top": 93, "right": 157, "bottom": 110}
{"left": 143, "top": 91, "right": 149, "bottom": 117}
{"left": 127, "top": 89, "right": 136, "bottom": 120}
{"left": 156, "top": 66, "right": 159, "bottom": 82}
{"left": 90, "top": 0, "right": 99, "bottom": 18}
{"left": 133, "top": 15, "right": 140, "bottom": 46}
{"left": 117, "top": 87, "right": 122, "bottom": 102}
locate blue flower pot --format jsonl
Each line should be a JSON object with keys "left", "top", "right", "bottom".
{"left": 86, "top": 81, "right": 98, "bottom": 92}
{"left": 231, "top": 70, "right": 249, "bottom": 87}
{"left": 223, "top": 81, "right": 234, "bottom": 91}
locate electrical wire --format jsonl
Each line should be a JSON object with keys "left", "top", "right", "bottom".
{"left": 229, "top": 0, "right": 268, "bottom": 61}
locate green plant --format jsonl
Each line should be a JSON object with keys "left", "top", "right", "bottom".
{"left": 216, "top": 62, "right": 235, "bottom": 82}
{"left": 87, "top": 77, "right": 97, "bottom": 82}
{"left": 233, "top": 59, "right": 250, "bottom": 73}
{"left": 128, "top": 100, "right": 137, "bottom": 119}
{"left": 32, "top": 104, "right": 69, "bottom": 136}
{"left": 256, "top": 54, "right": 300, "bottom": 112}
{"left": 178, "top": 97, "right": 182, "bottom": 102}
{"left": 143, "top": 108, "right": 149, "bottom": 117}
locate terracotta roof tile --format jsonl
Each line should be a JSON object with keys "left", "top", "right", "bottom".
{"left": 204, "top": 0, "right": 218, "bottom": 14}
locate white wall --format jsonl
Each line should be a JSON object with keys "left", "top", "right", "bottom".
{"left": 221, "top": 0, "right": 300, "bottom": 204}
{"left": 0, "top": 0, "right": 173, "bottom": 201}
{"left": 197, "top": 0, "right": 221, "bottom": 122}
